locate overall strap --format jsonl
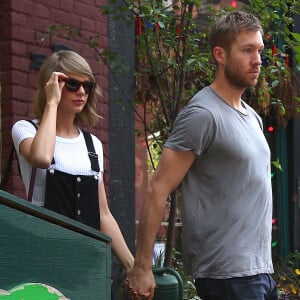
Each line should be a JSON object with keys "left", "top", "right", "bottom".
{"left": 0, "top": 143, "right": 15, "bottom": 190}
{"left": 82, "top": 131, "right": 100, "bottom": 173}
{"left": 25, "top": 120, "right": 38, "bottom": 202}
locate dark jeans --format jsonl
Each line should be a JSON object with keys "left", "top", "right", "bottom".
{"left": 195, "top": 274, "right": 279, "bottom": 300}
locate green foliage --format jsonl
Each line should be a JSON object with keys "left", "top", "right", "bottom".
{"left": 169, "top": 249, "right": 200, "bottom": 300}
{"left": 99, "top": 0, "right": 300, "bottom": 159}
{"left": 244, "top": 0, "right": 300, "bottom": 125}
{"left": 292, "top": 33, "right": 300, "bottom": 71}
{"left": 101, "top": 0, "right": 216, "bottom": 167}
{"left": 146, "top": 135, "right": 163, "bottom": 174}
{"left": 135, "top": 1, "right": 212, "bottom": 148}
{"left": 273, "top": 251, "right": 300, "bottom": 299}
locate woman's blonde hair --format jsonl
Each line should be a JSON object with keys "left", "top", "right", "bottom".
{"left": 33, "top": 50, "right": 100, "bottom": 126}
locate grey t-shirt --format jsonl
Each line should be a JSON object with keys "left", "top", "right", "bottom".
{"left": 165, "top": 86, "right": 274, "bottom": 279}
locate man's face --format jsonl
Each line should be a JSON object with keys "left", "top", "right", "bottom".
{"left": 224, "top": 30, "right": 264, "bottom": 89}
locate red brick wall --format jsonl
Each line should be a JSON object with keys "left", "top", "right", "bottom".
{"left": 0, "top": 0, "right": 109, "bottom": 199}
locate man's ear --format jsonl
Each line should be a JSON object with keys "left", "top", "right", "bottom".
{"left": 213, "top": 46, "right": 226, "bottom": 65}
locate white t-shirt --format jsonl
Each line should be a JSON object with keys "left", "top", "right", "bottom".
{"left": 12, "top": 119, "right": 104, "bottom": 207}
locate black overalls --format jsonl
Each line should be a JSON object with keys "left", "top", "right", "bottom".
{"left": 44, "top": 131, "right": 100, "bottom": 230}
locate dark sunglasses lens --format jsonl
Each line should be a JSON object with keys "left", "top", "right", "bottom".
{"left": 64, "top": 79, "right": 94, "bottom": 94}
{"left": 65, "top": 79, "right": 80, "bottom": 92}
{"left": 82, "top": 82, "right": 95, "bottom": 94}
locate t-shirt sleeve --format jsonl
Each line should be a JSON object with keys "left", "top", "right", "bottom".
{"left": 11, "top": 120, "right": 37, "bottom": 154}
{"left": 164, "top": 105, "right": 215, "bottom": 158}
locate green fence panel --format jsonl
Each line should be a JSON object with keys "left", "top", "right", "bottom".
{"left": 0, "top": 190, "right": 111, "bottom": 300}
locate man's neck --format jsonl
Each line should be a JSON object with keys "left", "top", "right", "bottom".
{"left": 210, "top": 81, "right": 245, "bottom": 109}
{"left": 210, "top": 82, "right": 247, "bottom": 114}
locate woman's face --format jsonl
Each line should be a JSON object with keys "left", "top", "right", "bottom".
{"left": 59, "top": 73, "right": 93, "bottom": 115}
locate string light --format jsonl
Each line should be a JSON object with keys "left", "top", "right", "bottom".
{"left": 136, "top": 16, "right": 142, "bottom": 36}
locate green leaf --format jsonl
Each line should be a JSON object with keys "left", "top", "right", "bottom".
{"left": 272, "top": 159, "right": 283, "bottom": 172}
{"left": 279, "top": 105, "right": 286, "bottom": 116}
{"left": 158, "top": 21, "right": 165, "bottom": 29}
{"left": 271, "top": 80, "right": 280, "bottom": 88}
{"left": 292, "top": 32, "right": 300, "bottom": 43}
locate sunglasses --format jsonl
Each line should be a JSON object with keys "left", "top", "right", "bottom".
{"left": 62, "top": 78, "right": 95, "bottom": 94}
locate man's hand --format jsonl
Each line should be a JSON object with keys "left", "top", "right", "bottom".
{"left": 125, "top": 266, "right": 156, "bottom": 299}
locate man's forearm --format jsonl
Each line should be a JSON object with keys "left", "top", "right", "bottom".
{"left": 135, "top": 186, "right": 168, "bottom": 270}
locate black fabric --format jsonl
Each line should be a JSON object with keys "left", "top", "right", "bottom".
{"left": 82, "top": 131, "right": 100, "bottom": 172}
{"left": 44, "top": 169, "right": 100, "bottom": 230}
{"left": 24, "top": 120, "right": 38, "bottom": 202}
{"left": 0, "top": 144, "right": 16, "bottom": 190}
{"left": 44, "top": 130, "right": 101, "bottom": 229}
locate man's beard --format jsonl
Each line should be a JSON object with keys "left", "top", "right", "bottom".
{"left": 224, "top": 63, "right": 259, "bottom": 88}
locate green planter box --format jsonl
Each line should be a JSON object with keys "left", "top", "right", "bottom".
{"left": 0, "top": 190, "right": 111, "bottom": 300}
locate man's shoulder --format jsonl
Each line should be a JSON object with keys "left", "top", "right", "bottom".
{"left": 181, "top": 86, "right": 223, "bottom": 121}
{"left": 188, "top": 86, "right": 220, "bottom": 109}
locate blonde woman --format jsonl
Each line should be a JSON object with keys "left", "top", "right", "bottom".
{"left": 12, "top": 50, "right": 133, "bottom": 272}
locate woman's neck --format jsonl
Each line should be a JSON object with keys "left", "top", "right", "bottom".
{"left": 56, "top": 114, "right": 79, "bottom": 138}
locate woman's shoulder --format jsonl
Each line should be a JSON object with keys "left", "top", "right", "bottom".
{"left": 91, "top": 133, "right": 103, "bottom": 151}
{"left": 13, "top": 119, "right": 38, "bottom": 130}
{"left": 79, "top": 130, "right": 103, "bottom": 152}
{"left": 12, "top": 119, "right": 38, "bottom": 150}
{"left": 12, "top": 119, "right": 38, "bottom": 136}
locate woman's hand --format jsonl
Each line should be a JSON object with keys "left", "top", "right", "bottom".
{"left": 44, "top": 72, "right": 68, "bottom": 106}
{"left": 125, "top": 266, "right": 155, "bottom": 300}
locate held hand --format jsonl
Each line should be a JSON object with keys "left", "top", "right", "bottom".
{"left": 125, "top": 267, "right": 156, "bottom": 300}
{"left": 44, "top": 72, "right": 68, "bottom": 106}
